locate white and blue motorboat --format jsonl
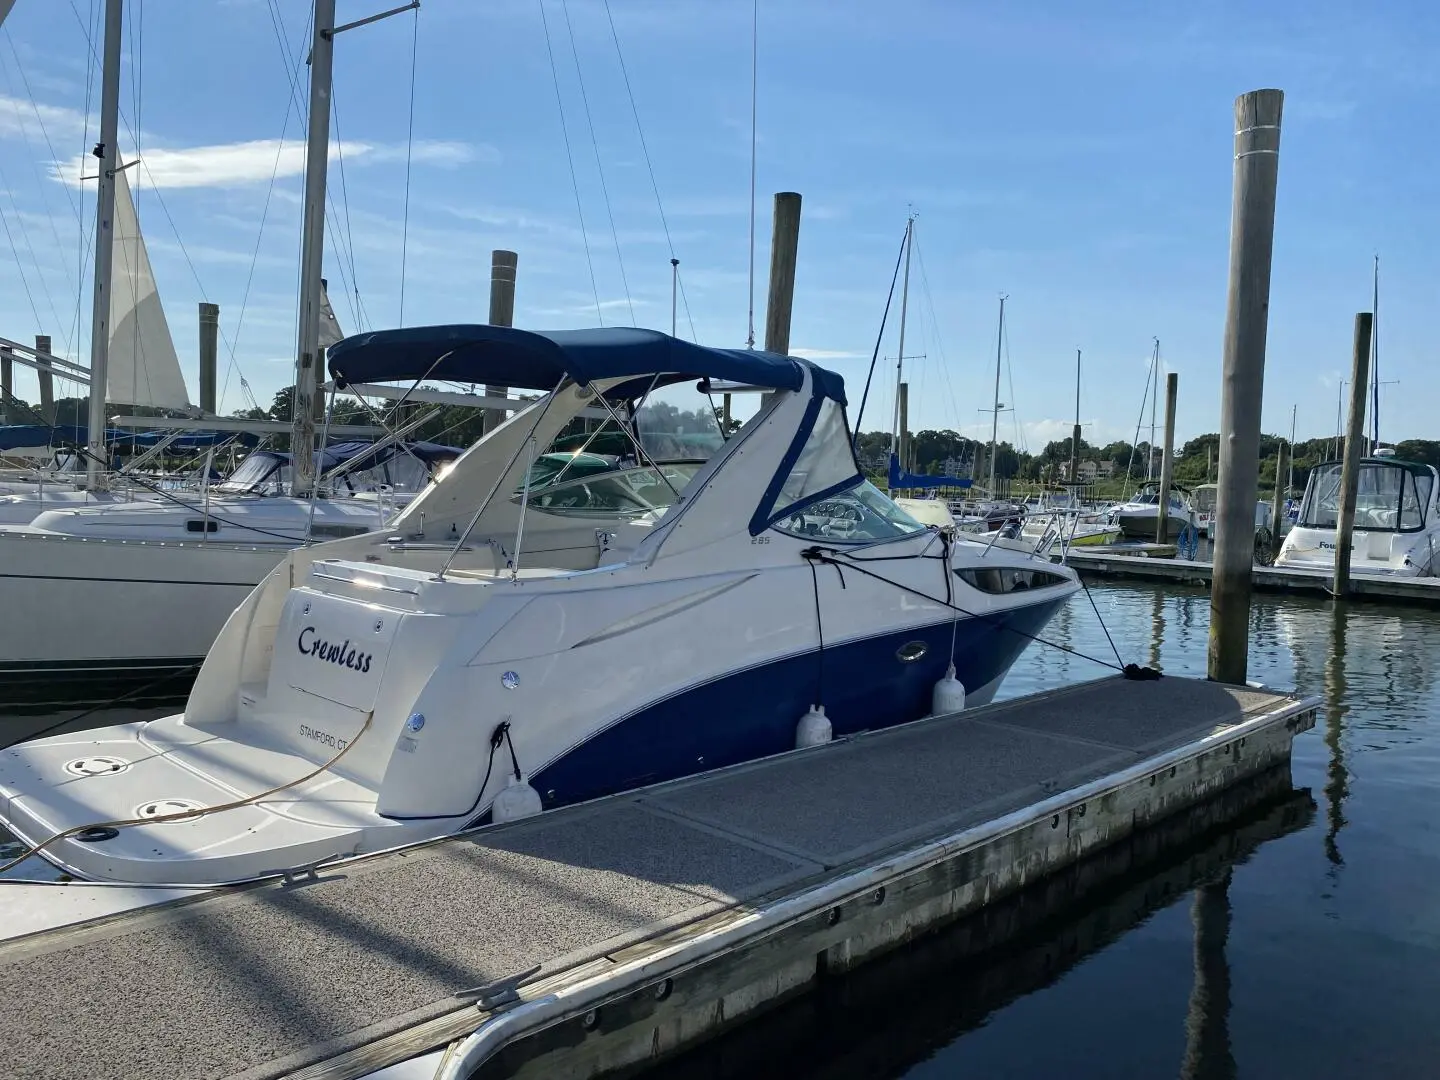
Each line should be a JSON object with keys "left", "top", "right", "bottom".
{"left": 0, "top": 326, "right": 1080, "bottom": 885}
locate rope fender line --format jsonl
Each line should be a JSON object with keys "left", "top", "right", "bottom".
{"left": 0, "top": 711, "right": 375, "bottom": 877}
{"left": 799, "top": 544, "right": 1144, "bottom": 676}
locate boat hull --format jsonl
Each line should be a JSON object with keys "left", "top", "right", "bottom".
{"left": 1114, "top": 510, "right": 1193, "bottom": 541}
{"left": 0, "top": 530, "right": 284, "bottom": 701}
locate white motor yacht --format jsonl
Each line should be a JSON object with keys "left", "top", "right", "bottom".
{"left": 1110, "top": 482, "right": 1197, "bottom": 541}
{"left": 0, "top": 441, "right": 459, "bottom": 700}
{"left": 1277, "top": 452, "right": 1439, "bottom": 576}
{"left": 0, "top": 326, "right": 1080, "bottom": 886}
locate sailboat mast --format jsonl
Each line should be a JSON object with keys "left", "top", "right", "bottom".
{"left": 889, "top": 216, "right": 914, "bottom": 468}
{"left": 84, "top": 0, "right": 123, "bottom": 490}
{"left": 1146, "top": 338, "right": 1159, "bottom": 481}
{"left": 292, "top": 0, "right": 337, "bottom": 497}
{"left": 988, "top": 295, "right": 1005, "bottom": 496}
{"left": 1370, "top": 254, "right": 1379, "bottom": 451}
{"left": 1070, "top": 348, "right": 1081, "bottom": 484}
{"left": 1287, "top": 402, "right": 1297, "bottom": 499}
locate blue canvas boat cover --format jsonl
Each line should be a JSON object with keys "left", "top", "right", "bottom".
{"left": 888, "top": 453, "right": 972, "bottom": 490}
{"left": 326, "top": 325, "right": 845, "bottom": 404}
{"left": 0, "top": 424, "right": 259, "bottom": 452}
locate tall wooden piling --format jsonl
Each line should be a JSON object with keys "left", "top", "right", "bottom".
{"left": 485, "top": 249, "right": 518, "bottom": 434}
{"left": 764, "top": 193, "right": 802, "bottom": 356}
{"left": 1157, "top": 372, "right": 1178, "bottom": 543}
{"left": 198, "top": 303, "right": 219, "bottom": 415}
{"left": 35, "top": 334, "right": 55, "bottom": 425}
{"left": 1208, "top": 89, "right": 1284, "bottom": 686}
{"left": 1333, "top": 313, "right": 1373, "bottom": 599}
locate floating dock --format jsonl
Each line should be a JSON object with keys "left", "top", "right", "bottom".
{"left": 0, "top": 677, "right": 1317, "bottom": 1080}
{"left": 1065, "top": 551, "right": 1440, "bottom": 605}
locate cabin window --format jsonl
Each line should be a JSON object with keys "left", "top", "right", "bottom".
{"left": 309, "top": 523, "right": 372, "bottom": 539}
{"left": 954, "top": 566, "right": 1071, "bottom": 594}
{"left": 185, "top": 519, "right": 219, "bottom": 534}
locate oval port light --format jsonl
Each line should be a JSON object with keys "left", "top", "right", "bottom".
{"left": 896, "top": 640, "right": 929, "bottom": 664}
{"left": 406, "top": 713, "right": 426, "bottom": 732}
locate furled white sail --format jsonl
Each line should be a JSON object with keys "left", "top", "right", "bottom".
{"left": 319, "top": 279, "right": 344, "bottom": 349}
{"left": 107, "top": 166, "right": 192, "bottom": 411}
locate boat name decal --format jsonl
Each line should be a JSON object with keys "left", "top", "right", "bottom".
{"left": 297, "top": 625, "right": 373, "bottom": 673}
{"left": 299, "top": 724, "right": 348, "bottom": 750}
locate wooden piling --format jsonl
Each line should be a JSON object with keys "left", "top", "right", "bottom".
{"left": 485, "top": 250, "right": 518, "bottom": 434}
{"left": 198, "top": 303, "right": 219, "bottom": 416}
{"left": 1157, "top": 372, "right": 1178, "bottom": 543}
{"left": 1333, "top": 313, "right": 1373, "bottom": 599}
{"left": 1208, "top": 89, "right": 1284, "bottom": 686}
{"left": 35, "top": 334, "right": 54, "bottom": 425}
{"left": 764, "top": 193, "right": 802, "bottom": 356}
{"left": 0, "top": 344, "right": 12, "bottom": 422}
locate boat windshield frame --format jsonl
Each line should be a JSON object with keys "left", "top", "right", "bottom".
{"left": 1298, "top": 459, "right": 1435, "bottom": 534}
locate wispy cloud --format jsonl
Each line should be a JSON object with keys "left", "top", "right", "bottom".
{"left": 791, "top": 348, "right": 861, "bottom": 361}
{"left": 50, "top": 137, "right": 488, "bottom": 190}
{"left": 0, "top": 94, "right": 88, "bottom": 141}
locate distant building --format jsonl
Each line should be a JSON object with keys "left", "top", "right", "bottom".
{"left": 1064, "top": 459, "right": 1116, "bottom": 482}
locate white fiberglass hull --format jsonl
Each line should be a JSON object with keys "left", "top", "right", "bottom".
{"left": 1277, "top": 525, "right": 1440, "bottom": 577}
{"left": 0, "top": 529, "right": 286, "bottom": 697}
{"left": 0, "top": 533, "right": 1078, "bottom": 884}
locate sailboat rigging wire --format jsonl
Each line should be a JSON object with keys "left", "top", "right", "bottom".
{"left": 745, "top": 0, "right": 757, "bottom": 348}
{"left": 539, "top": 0, "right": 603, "bottom": 324}
{"left": 398, "top": 3, "right": 419, "bottom": 326}
{"left": 601, "top": 0, "right": 696, "bottom": 340}
{"left": 562, "top": 0, "right": 634, "bottom": 325}
{"left": 0, "top": 200, "right": 45, "bottom": 329}
{"left": 328, "top": 94, "right": 368, "bottom": 332}
{"left": 1002, "top": 305, "right": 1023, "bottom": 452}
{"left": 1124, "top": 346, "right": 1154, "bottom": 494}
{"left": 1, "top": 29, "right": 81, "bottom": 335}
{"left": 912, "top": 232, "right": 961, "bottom": 433}
{"left": 851, "top": 224, "right": 908, "bottom": 440}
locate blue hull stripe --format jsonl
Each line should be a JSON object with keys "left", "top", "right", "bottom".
{"left": 526, "top": 595, "right": 1068, "bottom": 811}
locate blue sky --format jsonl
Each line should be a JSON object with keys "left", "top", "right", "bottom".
{"left": 0, "top": 0, "right": 1434, "bottom": 450}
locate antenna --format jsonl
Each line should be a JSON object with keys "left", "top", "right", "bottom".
{"left": 745, "top": 0, "right": 758, "bottom": 348}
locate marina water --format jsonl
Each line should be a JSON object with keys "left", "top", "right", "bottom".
{"left": 4, "top": 580, "right": 1437, "bottom": 1078}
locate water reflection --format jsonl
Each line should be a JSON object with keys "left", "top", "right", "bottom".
{"left": 646, "top": 776, "right": 1312, "bottom": 1080}
{"left": 1179, "top": 873, "right": 1235, "bottom": 1080}
{"left": 1323, "top": 607, "right": 1351, "bottom": 869}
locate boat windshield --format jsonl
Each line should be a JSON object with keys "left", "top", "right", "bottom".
{"left": 773, "top": 479, "right": 927, "bottom": 542}
{"left": 215, "top": 452, "right": 284, "bottom": 494}
{"left": 1299, "top": 462, "right": 1432, "bottom": 532}
{"left": 514, "top": 381, "right": 725, "bottom": 518}
{"left": 1193, "top": 487, "right": 1218, "bottom": 512}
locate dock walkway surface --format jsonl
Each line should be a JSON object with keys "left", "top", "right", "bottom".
{"left": 1065, "top": 550, "right": 1440, "bottom": 605}
{"left": 0, "top": 677, "right": 1316, "bottom": 1080}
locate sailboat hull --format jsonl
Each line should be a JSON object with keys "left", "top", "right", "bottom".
{"left": 0, "top": 530, "right": 284, "bottom": 703}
